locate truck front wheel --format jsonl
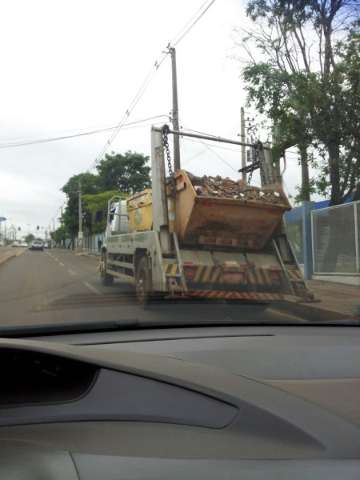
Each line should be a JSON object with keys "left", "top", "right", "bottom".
{"left": 135, "top": 256, "right": 152, "bottom": 305}
{"left": 100, "top": 252, "right": 114, "bottom": 286}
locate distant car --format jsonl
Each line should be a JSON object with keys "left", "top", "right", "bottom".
{"left": 11, "top": 241, "right": 20, "bottom": 247}
{"left": 19, "top": 242, "right": 28, "bottom": 247}
{"left": 30, "top": 240, "right": 44, "bottom": 251}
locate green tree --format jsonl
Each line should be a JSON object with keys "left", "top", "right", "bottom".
{"left": 96, "top": 151, "right": 151, "bottom": 194}
{"left": 24, "top": 233, "right": 35, "bottom": 244}
{"left": 238, "top": 0, "right": 360, "bottom": 204}
{"left": 60, "top": 150, "right": 150, "bottom": 240}
{"left": 50, "top": 226, "right": 67, "bottom": 246}
{"left": 82, "top": 190, "right": 126, "bottom": 234}
{"left": 243, "top": 64, "right": 314, "bottom": 200}
{"left": 62, "top": 172, "right": 100, "bottom": 197}
{"left": 61, "top": 172, "right": 101, "bottom": 243}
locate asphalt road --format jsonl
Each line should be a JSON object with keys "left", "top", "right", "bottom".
{"left": 0, "top": 248, "right": 308, "bottom": 328}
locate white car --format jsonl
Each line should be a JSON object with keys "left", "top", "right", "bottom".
{"left": 30, "top": 240, "right": 44, "bottom": 251}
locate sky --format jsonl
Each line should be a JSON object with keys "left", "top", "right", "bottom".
{"left": 0, "top": 0, "right": 306, "bottom": 239}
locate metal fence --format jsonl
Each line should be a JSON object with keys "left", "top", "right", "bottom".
{"left": 311, "top": 201, "right": 360, "bottom": 275}
{"left": 284, "top": 210, "right": 304, "bottom": 264}
{"left": 83, "top": 232, "right": 105, "bottom": 254}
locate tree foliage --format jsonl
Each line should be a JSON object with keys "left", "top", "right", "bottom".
{"left": 82, "top": 190, "right": 126, "bottom": 234}
{"left": 24, "top": 233, "right": 35, "bottom": 244}
{"left": 60, "top": 150, "right": 150, "bottom": 239}
{"left": 50, "top": 226, "right": 67, "bottom": 246}
{"left": 96, "top": 151, "right": 151, "bottom": 194}
{"left": 62, "top": 172, "right": 100, "bottom": 197}
{"left": 238, "top": 0, "right": 360, "bottom": 204}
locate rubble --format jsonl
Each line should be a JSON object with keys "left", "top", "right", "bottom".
{"left": 187, "top": 172, "right": 287, "bottom": 205}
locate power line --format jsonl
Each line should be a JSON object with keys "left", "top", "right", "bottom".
{"left": 171, "top": 0, "right": 217, "bottom": 47}
{"left": 182, "top": 126, "right": 222, "bottom": 139}
{"left": 0, "top": 115, "right": 169, "bottom": 150}
{"left": 183, "top": 129, "right": 303, "bottom": 161}
{"left": 169, "top": 1, "right": 210, "bottom": 45}
{"left": 182, "top": 149, "right": 207, "bottom": 168}
{"left": 184, "top": 137, "right": 237, "bottom": 172}
{"left": 91, "top": 0, "right": 217, "bottom": 169}
{"left": 184, "top": 136, "right": 242, "bottom": 153}
{"left": 92, "top": 61, "right": 168, "bottom": 167}
{"left": 201, "top": 143, "right": 237, "bottom": 172}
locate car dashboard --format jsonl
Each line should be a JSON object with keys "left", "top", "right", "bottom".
{"left": 1, "top": 325, "right": 360, "bottom": 479}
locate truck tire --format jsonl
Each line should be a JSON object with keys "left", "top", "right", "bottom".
{"left": 100, "top": 252, "right": 114, "bottom": 286}
{"left": 135, "top": 256, "right": 152, "bottom": 305}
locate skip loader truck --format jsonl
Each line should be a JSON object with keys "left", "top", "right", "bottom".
{"left": 100, "top": 125, "right": 313, "bottom": 304}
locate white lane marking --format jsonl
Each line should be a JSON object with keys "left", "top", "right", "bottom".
{"left": 267, "top": 308, "right": 305, "bottom": 323}
{"left": 46, "top": 252, "right": 64, "bottom": 269}
{"left": 83, "top": 281, "right": 103, "bottom": 296}
{"left": 68, "top": 268, "right": 77, "bottom": 276}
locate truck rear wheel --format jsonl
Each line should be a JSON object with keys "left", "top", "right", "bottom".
{"left": 100, "top": 252, "right": 114, "bottom": 286}
{"left": 136, "top": 256, "right": 152, "bottom": 305}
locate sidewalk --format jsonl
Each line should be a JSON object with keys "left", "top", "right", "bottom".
{"left": 0, "top": 247, "right": 26, "bottom": 266}
{"left": 74, "top": 248, "right": 100, "bottom": 257}
{"left": 306, "top": 279, "right": 360, "bottom": 318}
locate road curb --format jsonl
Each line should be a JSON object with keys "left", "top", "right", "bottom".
{"left": 75, "top": 251, "right": 100, "bottom": 260}
{"left": 0, "top": 252, "right": 16, "bottom": 267}
{"left": 275, "top": 299, "right": 356, "bottom": 322}
{"left": 0, "top": 249, "right": 26, "bottom": 268}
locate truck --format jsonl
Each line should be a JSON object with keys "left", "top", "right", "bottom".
{"left": 100, "top": 125, "right": 313, "bottom": 304}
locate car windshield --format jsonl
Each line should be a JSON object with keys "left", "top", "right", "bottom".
{"left": 0, "top": 0, "right": 359, "bottom": 334}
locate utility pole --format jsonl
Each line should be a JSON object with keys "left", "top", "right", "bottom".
{"left": 169, "top": 46, "right": 181, "bottom": 171}
{"left": 240, "top": 107, "right": 246, "bottom": 182}
{"left": 260, "top": 143, "right": 279, "bottom": 187}
{"left": 78, "top": 181, "right": 83, "bottom": 249}
{"left": 272, "top": 125, "right": 283, "bottom": 184}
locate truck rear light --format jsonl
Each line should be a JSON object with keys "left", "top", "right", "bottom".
{"left": 268, "top": 267, "right": 282, "bottom": 284}
{"left": 183, "top": 262, "right": 196, "bottom": 281}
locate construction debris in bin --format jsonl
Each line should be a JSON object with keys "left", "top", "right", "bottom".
{"left": 187, "top": 172, "right": 287, "bottom": 205}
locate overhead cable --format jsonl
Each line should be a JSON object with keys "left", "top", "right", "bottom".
{"left": 186, "top": 137, "right": 237, "bottom": 172}
{"left": 170, "top": 0, "right": 216, "bottom": 46}
{"left": 184, "top": 136, "right": 242, "bottom": 153}
{"left": 91, "top": 0, "right": 217, "bottom": 168}
{"left": 0, "top": 115, "right": 169, "bottom": 150}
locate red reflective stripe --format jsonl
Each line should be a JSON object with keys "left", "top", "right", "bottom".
{"left": 187, "top": 290, "right": 282, "bottom": 301}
